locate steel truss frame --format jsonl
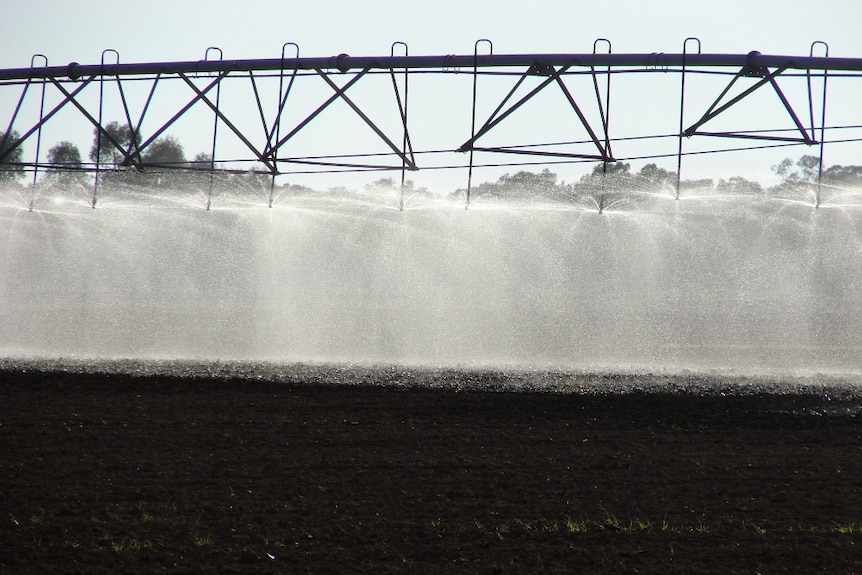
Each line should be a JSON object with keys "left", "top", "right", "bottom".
{"left": 1, "top": 39, "right": 861, "bottom": 208}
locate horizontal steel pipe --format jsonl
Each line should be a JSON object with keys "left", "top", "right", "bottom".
{"left": 2, "top": 52, "right": 862, "bottom": 82}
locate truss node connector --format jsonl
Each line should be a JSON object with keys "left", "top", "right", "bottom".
{"left": 741, "top": 51, "right": 767, "bottom": 78}
{"left": 334, "top": 54, "right": 351, "bottom": 73}
{"left": 66, "top": 62, "right": 81, "bottom": 81}
{"left": 528, "top": 62, "right": 555, "bottom": 76}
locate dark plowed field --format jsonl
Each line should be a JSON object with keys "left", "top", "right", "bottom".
{"left": 2, "top": 366, "right": 861, "bottom": 573}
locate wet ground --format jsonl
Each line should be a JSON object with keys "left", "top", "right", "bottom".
{"left": 2, "top": 361, "right": 862, "bottom": 574}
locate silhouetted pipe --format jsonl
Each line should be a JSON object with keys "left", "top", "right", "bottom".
{"left": 2, "top": 53, "right": 862, "bottom": 81}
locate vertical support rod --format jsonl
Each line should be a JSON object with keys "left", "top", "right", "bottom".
{"left": 592, "top": 38, "right": 612, "bottom": 210}
{"left": 269, "top": 42, "right": 299, "bottom": 207}
{"left": 30, "top": 54, "right": 49, "bottom": 210}
{"left": 808, "top": 41, "right": 829, "bottom": 208}
{"left": 1, "top": 58, "right": 41, "bottom": 164}
{"left": 466, "top": 39, "right": 492, "bottom": 209}
{"left": 94, "top": 49, "right": 119, "bottom": 208}
{"left": 114, "top": 68, "right": 137, "bottom": 166}
{"left": 391, "top": 41, "right": 409, "bottom": 210}
{"left": 676, "top": 37, "right": 701, "bottom": 200}
{"left": 205, "top": 46, "right": 223, "bottom": 210}
{"left": 592, "top": 38, "right": 613, "bottom": 169}
{"left": 125, "top": 72, "right": 160, "bottom": 168}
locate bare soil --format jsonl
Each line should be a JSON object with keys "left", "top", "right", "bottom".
{"left": 2, "top": 366, "right": 862, "bottom": 574}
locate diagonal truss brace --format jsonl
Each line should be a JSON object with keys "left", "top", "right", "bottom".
{"left": 0, "top": 76, "right": 94, "bottom": 163}
{"left": 178, "top": 72, "right": 276, "bottom": 173}
{"left": 49, "top": 78, "right": 147, "bottom": 168}
{"left": 314, "top": 69, "right": 417, "bottom": 170}
{"left": 457, "top": 63, "right": 613, "bottom": 162}
{"left": 683, "top": 64, "right": 815, "bottom": 145}
{"left": 267, "top": 68, "right": 417, "bottom": 171}
{"left": 131, "top": 72, "right": 227, "bottom": 166}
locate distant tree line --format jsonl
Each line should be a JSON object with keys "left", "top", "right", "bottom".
{"left": 450, "top": 156, "right": 862, "bottom": 203}
{"left": 0, "top": 123, "right": 224, "bottom": 193}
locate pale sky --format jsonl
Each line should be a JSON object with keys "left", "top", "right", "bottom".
{"left": 2, "top": 0, "right": 861, "bottom": 190}
{"left": 4, "top": 0, "right": 861, "bottom": 63}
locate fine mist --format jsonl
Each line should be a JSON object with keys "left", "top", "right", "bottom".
{"left": 2, "top": 186, "right": 861, "bottom": 375}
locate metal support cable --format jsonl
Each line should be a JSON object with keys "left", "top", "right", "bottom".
{"left": 5, "top": 133, "right": 861, "bottom": 178}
